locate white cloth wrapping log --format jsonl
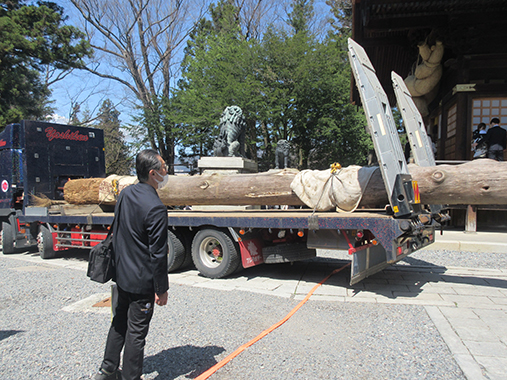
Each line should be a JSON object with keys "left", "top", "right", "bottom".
{"left": 290, "top": 166, "right": 378, "bottom": 212}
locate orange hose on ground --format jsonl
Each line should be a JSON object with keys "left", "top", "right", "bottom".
{"left": 194, "top": 263, "right": 351, "bottom": 380}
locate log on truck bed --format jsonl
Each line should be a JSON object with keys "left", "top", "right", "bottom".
{"left": 63, "top": 159, "right": 507, "bottom": 208}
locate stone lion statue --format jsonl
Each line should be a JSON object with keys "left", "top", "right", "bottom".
{"left": 213, "top": 106, "right": 246, "bottom": 157}
{"left": 275, "top": 139, "right": 290, "bottom": 169}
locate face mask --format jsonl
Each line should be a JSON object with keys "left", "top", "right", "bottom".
{"left": 154, "top": 171, "right": 169, "bottom": 189}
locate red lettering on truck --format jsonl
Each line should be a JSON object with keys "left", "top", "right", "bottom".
{"left": 45, "top": 127, "right": 89, "bottom": 142}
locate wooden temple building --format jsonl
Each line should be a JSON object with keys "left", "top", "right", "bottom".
{"left": 351, "top": 0, "right": 507, "bottom": 230}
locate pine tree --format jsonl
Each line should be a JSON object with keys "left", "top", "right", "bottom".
{"left": 173, "top": 0, "right": 371, "bottom": 170}
{"left": 0, "top": 0, "right": 91, "bottom": 127}
{"left": 96, "top": 100, "right": 133, "bottom": 175}
{"left": 173, "top": 0, "right": 264, "bottom": 166}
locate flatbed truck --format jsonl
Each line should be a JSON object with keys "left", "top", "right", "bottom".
{"left": 0, "top": 40, "right": 445, "bottom": 285}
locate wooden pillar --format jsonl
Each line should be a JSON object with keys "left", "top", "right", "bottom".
{"left": 454, "top": 56, "right": 471, "bottom": 160}
{"left": 465, "top": 205, "right": 477, "bottom": 232}
{"left": 455, "top": 93, "right": 469, "bottom": 160}
{"left": 441, "top": 105, "right": 449, "bottom": 159}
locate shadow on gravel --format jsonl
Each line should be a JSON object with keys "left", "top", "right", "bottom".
{"left": 23, "top": 247, "right": 90, "bottom": 262}
{"left": 58, "top": 248, "right": 90, "bottom": 262}
{"left": 143, "top": 344, "right": 225, "bottom": 379}
{"left": 0, "top": 330, "right": 23, "bottom": 342}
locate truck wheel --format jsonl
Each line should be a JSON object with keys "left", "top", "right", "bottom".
{"left": 1, "top": 222, "right": 16, "bottom": 254}
{"left": 191, "top": 229, "right": 240, "bottom": 278}
{"left": 167, "top": 230, "right": 186, "bottom": 272}
{"left": 37, "top": 225, "right": 56, "bottom": 259}
{"left": 262, "top": 243, "right": 316, "bottom": 264}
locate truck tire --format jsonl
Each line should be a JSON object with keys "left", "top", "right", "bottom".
{"left": 179, "top": 230, "right": 194, "bottom": 269}
{"left": 37, "top": 225, "right": 57, "bottom": 259}
{"left": 1, "top": 222, "right": 16, "bottom": 254}
{"left": 262, "top": 243, "right": 316, "bottom": 264}
{"left": 167, "top": 230, "right": 186, "bottom": 272}
{"left": 191, "top": 229, "right": 240, "bottom": 278}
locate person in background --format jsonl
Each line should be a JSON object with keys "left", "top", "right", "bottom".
{"left": 484, "top": 117, "right": 507, "bottom": 161}
{"left": 471, "top": 122, "right": 488, "bottom": 159}
{"left": 94, "top": 149, "right": 169, "bottom": 380}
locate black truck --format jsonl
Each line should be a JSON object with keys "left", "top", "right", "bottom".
{"left": 0, "top": 120, "right": 105, "bottom": 254}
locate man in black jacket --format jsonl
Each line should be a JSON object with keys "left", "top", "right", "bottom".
{"left": 484, "top": 117, "right": 507, "bottom": 161}
{"left": 94, "top": 149, "right": 169, "bottom": 380}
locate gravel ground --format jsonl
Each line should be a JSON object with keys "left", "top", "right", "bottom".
{"left": 0, "top": 248, "right": 472, "bottom": 380}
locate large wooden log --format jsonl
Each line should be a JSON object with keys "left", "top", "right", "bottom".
{"left": 409, "top": 160, "right": 507, "bottom": 205}
{"left": 162, "top": 160, "right": 507, "bottom": 207}
{"left": 158, "top": 169, "right": 305, "bottom": 207}
{"left": 63, "top": 178, "right": 104, "bottom": 205}
{"left": 63, "top": 159, "right": 507, "bottom": 207}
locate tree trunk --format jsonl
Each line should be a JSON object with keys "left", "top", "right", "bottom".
{"left": 408, "top": 160, "right": 507, "bottom": 205}
{"left": 158, "top": 169, "right": 303, "bottom": 207}
{"left": 63, "top": 160, "right": 507, "bottom": 207}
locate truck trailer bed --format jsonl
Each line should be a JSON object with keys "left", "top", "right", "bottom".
{"left": 22, "top": 207, "right": 401, "bottom": 252}
{"left": 20, "top": 206, "right": 434, "bottom": 285}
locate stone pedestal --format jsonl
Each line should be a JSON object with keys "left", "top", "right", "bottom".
{"left": 198, "top": 156, "right": 258, "bottom": 174}
{"left": 195, "top": 156, "right": 260, "bottom": 210}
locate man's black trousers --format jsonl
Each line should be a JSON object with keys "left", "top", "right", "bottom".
{"left": 101, "top": 286, "right": 155, "bottom": 380}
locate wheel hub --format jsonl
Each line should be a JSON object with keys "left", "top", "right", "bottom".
{"left": 211, "top": 247, "right": 222, "bottom": 258}
{"left": 199, "top": 237, "right": 224, "bottom": 267}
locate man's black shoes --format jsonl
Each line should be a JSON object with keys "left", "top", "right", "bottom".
{"left": 93, "top": 368, "right": 121, "bottom": 380}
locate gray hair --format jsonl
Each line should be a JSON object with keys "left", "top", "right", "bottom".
{"left": 136, "top": 149, "right": 162, "bottom": 182}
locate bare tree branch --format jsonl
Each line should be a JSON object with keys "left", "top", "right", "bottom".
{"left": 235, "top": 0, "right": 279, "bottom": 40}
{"left": 69, "top": 0, "right": 207, "bottom": 171}
{"left": 82, "top": 65, "right": 140, "bottom": 96}
{"left": 43, "top": 66, "right": 75, "bottom": 87}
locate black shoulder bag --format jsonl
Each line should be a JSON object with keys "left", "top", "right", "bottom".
{"left": 87, "top": 197, "right": 122, "bottom": 283}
